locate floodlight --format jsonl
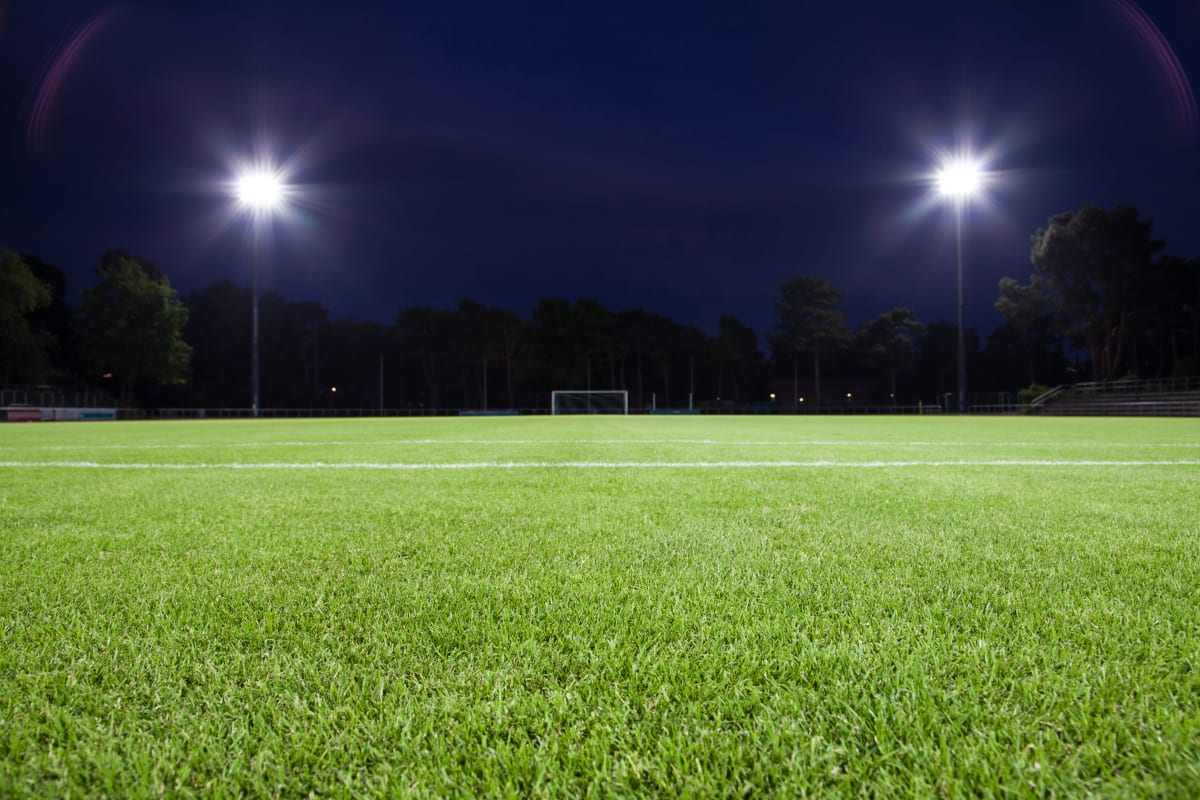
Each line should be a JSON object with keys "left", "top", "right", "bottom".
{"left": 936, "top": 159, "right": 983, "bottom": 198}
{"left": 236, "top": 169, "right": 285, "bottom": 212}
{"left": 933, "top": 153, "right": 989, "bottom": 413}
{"left": 232, "top": 159, "right": 290, "bottom": 418}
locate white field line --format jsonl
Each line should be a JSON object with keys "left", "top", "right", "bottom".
{"left": 2, "top": 460, "right": 1200, "bottom": 470}
{"left": 1, "top": 439, "right": 1198, "bottom": 451}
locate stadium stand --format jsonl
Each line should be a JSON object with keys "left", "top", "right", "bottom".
{"left": 1030, "top": 378, "right": 1200, "bottom": 416}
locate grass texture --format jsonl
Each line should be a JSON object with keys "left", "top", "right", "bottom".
{"left": 1, "top": 416, "right": 1198, "bottom": 797}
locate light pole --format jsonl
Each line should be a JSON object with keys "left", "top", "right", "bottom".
{"left": 936, "top": 158, "right": 982, "bottom": 414}
{"left": 235, "top": 167, "right": 285, "bottom": 417}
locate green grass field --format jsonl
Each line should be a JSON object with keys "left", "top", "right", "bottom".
{"left": 2, "top": 416, "right": 1199, "bottom": 797}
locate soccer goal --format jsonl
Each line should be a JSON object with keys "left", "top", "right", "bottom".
{"left": 550, "top": 390, "right": 629, "bottom": 415}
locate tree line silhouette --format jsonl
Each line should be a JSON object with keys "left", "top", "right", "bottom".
{"left": 3, "top": 205, "right": 1198, "bottom": 410}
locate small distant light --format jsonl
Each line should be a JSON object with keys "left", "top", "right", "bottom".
{"left": 798, "top": 397, "right": 805, "bottom": 403}
{"left": 769, "top": 392, "right": 777, "bottom": 400}
{"left": 845, "top": 392, "right": 853, "bottom": 399}
{"left": 890, "top": 393, "right": 895, "bottom": 398}
{"left": 330, "top": 386, "right": 337, "bottom": 393}
{"left": 101, "top": 373, "right": 112, "bottom": 379}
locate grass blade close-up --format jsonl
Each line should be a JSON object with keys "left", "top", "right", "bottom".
{"left": 2, "top": 416, "right": 1199, "bottom": 797}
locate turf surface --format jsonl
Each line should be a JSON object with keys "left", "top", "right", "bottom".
{"left": 2, "top": 416, "right": 1198, "bottom": 797}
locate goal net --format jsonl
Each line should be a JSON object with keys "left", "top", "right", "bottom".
{"left": 550, "top": 390, "right": 629, "bottom": 415}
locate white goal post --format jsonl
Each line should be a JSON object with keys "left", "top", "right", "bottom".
{"left": 550, "top": 390, "right": 629, "bottom": 415}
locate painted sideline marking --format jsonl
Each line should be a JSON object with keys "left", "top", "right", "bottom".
{"left": 1, "top": 439, "right": 1197, "bottom": 451}
{"left": 2, "top": 460, "right": 1199, "bottom": 470}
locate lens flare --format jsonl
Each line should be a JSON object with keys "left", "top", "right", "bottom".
{"left": 1109, "top": 0, "right": 1198, "bottom": 138}
{"left": 26, "top": 10, "right": 117, "bottom": 155}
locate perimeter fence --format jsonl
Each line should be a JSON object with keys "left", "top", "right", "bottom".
{"left": 112, "top": 404, "right": 947, "bottom": 420}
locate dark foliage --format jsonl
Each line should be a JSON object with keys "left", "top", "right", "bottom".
{"left": 6, "top": 202, "right": 1198, "bottom": 407}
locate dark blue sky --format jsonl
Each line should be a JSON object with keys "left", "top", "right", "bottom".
{"left": 3, "top": 0, "right": 1200, "bottom": 340}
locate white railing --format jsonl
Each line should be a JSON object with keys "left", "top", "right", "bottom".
{"left": 1029, "top": 385, "right": 1065, "bottom": 409}
{"left": 1, "top": 386, "right": 115, "bottom": 408}
{"left": 1070, "top": 376, "right": 1200, "bottom": 394}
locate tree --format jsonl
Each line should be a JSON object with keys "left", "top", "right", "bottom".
{"left": 713, "top": 315, "right": 762, "bottom": 403}
{"left": 273, "top": 298, "right": 330, "bottom": 407}
{"left": 528, "top": 298, "right": 620, "bottom": 400}
{"left": 1024, "top": 205, "right": 1163, "bottom": 381}
{"left": 857, "top": 307, "right": 925, "bottom": 404}
{"left": 22, "top": 254, "right": 78, "bottom": 383}
{"left": 996, "top": 275, "right": 1051, "bottom": 336}
{"left": 663, "top": 321, "right": 709, "bottom": 409}
{"left": 630, "top": 311, "right": 694, "bottom": 409}
{"left": 1180, "top": 256, "right": 1200, "bottom": 373}
{"left": 483, "top": 305, "right": 526, "bottom": 409}
{"left": 528, "top": 298, "right": 577, "bottom": 394}
{"left": 995, "top": 276, "right": 1065, "bottom": 385}
{"left": 184, "top": 281, "right": 251, "bottom": 407}
{"left": 575, "top": 299, "right": 620, "bottom": 391}
{"left": 1130, "top": 255, "right": 1200, "bottom": 378}
{"left": 915, "top": 321, "right": 981, "bottom": 405}
{"left": 394, "top": 306, "right": 460, "bottom": 410}
{"left": 0, "top": 249, "right": 54, "bottom": 385}
{"left": 770, "top": 276, "right": 850, "bottom": 409}
{"left": 186, "top": 288, "right": 334, "bottom": 409}
{"left": 320, "top": 317, "right": 388, "bottom": 408}
{"left": 615, "top": 308, "right": 654, "bottom": 408}
{"left": 78, "top": 251, "right": 191, "bottom": 403}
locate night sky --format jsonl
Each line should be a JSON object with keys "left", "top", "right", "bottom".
{"left": 3, "top": 0, "right": 1200, "bottom": 341}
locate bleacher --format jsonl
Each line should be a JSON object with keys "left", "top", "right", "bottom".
{"left": 1030, "top": 378, "right": 1200, "bottom": 417}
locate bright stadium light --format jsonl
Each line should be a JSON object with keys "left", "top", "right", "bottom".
{"left": 936, "top": 158, "right": 983, "bottom": 198}
{"left": 233, "top": 161, "right": 289, "bottom": 417}
{"left": 235, "top": 168, "right": 285, "bottom": 214}
{"left": 934, "top": 153, "right": 988, "bottom": 413}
